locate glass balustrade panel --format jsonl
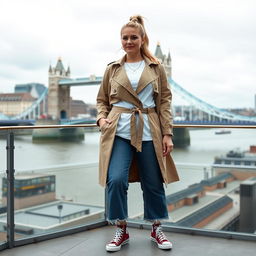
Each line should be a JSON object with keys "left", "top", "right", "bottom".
{"left": 0, "top": 127, "right": 104, "bottom": 241}
{"left": 128, "top": 127, "right": 256, "bottom": 236}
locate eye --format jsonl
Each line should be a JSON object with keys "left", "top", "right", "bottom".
{"left": 122, "top": 36, "right": 128, "bottom": 41}
{"left": 131, "top": 35, "right": 138, "bottom": 40}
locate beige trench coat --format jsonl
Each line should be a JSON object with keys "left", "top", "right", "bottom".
{"left": 96, "top": 55, "right": 179, "bottom": 187}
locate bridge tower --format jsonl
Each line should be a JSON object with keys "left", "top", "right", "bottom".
{"left": 155, "top": 43, "right": 190, "bottom": 147}
{"left": 48, "top": 58, "right": 71, "bottom": 120}
{"left": 154, "top": 42, "right": 172, "bottom": 77}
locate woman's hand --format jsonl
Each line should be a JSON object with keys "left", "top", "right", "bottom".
{"left": 99, "top": 118, "right": 112, "bottom": 129}
{"left": 162, "top": 135, "right": 173, "bottom": 157}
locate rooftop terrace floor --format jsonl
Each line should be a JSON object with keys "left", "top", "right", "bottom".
{"left": 1, "top": 225, "right": 256, "bottom": 256}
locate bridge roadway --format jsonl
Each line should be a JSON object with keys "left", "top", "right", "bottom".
{"left": 1, "top": 119, "right": 256, "bottom": 126}
{"left": 1, "top": 76, "right": 256, "bottom": 123}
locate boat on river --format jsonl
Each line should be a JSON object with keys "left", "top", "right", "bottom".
{"left": 215, "top": 129, "right": 231, "bottom": 135}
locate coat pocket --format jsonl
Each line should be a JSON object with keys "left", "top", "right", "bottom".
{"left": 100, "top": 111, "right": 118, "bottom": 135}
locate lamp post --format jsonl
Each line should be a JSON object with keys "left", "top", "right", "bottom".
{"left": 57, "top": 204, "right": 63, "bottom": 224}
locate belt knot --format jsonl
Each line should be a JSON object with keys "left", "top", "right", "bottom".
{"left": 130, "top": 107, "right": 144, "bottom": 152}
{"left": 131, "top": 107, "right": 141, "bottom": 114}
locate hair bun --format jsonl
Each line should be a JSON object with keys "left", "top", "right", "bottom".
{"left": 130, "top": 16, "right": 138, "bottom": 23}
{"left": 129, "top": 15, "right": 143, "bottom": 25}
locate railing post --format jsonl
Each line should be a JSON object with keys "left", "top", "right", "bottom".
{"left": 6, "top": 131, "right": 15, "bottom": 248}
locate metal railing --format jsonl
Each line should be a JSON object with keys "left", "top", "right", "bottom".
{"left": 0, "top": 123, "right": 256, "bottom": 251}
{"left": 1, "top": 123, "right": 256, "bottom": 131}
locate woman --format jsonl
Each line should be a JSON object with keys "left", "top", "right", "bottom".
{"left": 96, "top": 15, "right": 179, "bottom": 252}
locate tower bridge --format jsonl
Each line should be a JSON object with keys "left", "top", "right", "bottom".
{"left": 1, "top": 44, "right": 256, "bottom": 126}
{"left": 46, "top": 56, "right": 256, "bottom": 125}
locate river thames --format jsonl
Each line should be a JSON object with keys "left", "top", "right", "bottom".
{"left": 1, "top": 128, "right": 255, "bottom": 170}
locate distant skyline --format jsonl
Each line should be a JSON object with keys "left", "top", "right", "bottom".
{"left": 0, "top": 0, "right": 256, "bottom": 108}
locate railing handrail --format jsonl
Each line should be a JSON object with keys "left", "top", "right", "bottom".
{"left": 0, "top": 123, "right": 98, "bottom": 130}
{"left": 0, "top": 124, "right": 256, "bottom": 130}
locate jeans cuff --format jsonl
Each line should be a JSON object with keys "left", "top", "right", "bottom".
{"left": 107, "top": 218, "right": 127, "bottom": 225}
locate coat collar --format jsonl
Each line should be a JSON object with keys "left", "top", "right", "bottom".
{"left": 113, "top": 55, "right": 158, "bottom": 66}
{"left": 112, "top": 55, "right": 159, "bottom": 100}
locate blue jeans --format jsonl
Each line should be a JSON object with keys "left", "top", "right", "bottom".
{"left": 106, "top": 136, "right": 168, "bottom": 222}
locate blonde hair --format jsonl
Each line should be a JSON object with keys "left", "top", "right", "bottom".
{"left": 121, "top": 15, "right": 160, "bottom": 64}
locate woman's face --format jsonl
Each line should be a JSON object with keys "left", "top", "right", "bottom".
{"left": 121, "top": 26, "right": 144, "bottom": 56}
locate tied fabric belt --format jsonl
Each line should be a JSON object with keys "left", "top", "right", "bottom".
{"left": 112, "top": 106, "right": 156, "bottom": 152}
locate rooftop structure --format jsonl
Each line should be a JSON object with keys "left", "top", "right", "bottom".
{"left": 166, "top": 183, "right": 204, "bottom": 206}
{"left": 239, "top": 179, "right": 256, "bottom": 233}
{"left": 200, "top": 172, "right": 235, "bottom": 188}
{"left": 0, "top": 201, "right": 104, "bottom": 236}
{"left": 174, "top": 196, "right": 233, "bottom": 228}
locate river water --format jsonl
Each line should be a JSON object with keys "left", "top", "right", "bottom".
{"left": 1, "top": 128, "right": 255, "bottom": 171}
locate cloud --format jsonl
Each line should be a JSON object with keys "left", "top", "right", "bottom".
{"left": 0, "top": 0, "right": 255, "bottom": 108}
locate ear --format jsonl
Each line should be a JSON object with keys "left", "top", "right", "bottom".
{"left": 141, "top": 37, "right": 145, "bottom": 46}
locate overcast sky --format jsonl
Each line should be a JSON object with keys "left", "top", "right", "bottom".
{"left": 0, "top": 0, "right": 255, "bottom": 108}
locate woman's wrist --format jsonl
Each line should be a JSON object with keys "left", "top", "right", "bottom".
{"left": 98, "top": 118, "right": 105, "bottom": 127}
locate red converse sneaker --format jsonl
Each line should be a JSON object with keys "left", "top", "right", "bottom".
{"left": 151, "top": 223, "right": 172, "bottom": 250}
{"left": 106, "top": 224, "right": 129, "bottom": 252}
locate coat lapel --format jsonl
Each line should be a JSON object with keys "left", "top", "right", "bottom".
{"left": 112, "top": 66, "right": 139, "bottom": 100}
{"left": 136, "top": 63, "right": 158, "bottom": 94}
{"left": 111, "top": 55, "right": 159, "bottom": 104}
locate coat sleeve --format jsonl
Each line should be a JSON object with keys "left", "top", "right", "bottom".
{"left": 159, "top": 64, "right": 174, "bottom": 136}
{"left": 96, "top": 66, "right": 111, "bottom": 126}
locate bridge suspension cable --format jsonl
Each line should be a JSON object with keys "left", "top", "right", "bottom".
{"left": 169, "top": 78, "right": 256, "bottom": 122}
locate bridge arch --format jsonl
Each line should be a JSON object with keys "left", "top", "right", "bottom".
{"left": 60, "top": 110, "right": 67, "bottom": 119}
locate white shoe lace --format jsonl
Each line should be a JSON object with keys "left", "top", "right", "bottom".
{"left": 156, "top": 226, "right": 168, "bottom": 243}
{"left": 111, "top": 227, "right": 124, "bottom": 243}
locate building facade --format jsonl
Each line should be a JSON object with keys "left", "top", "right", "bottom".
{"left": 15, "top": 83, "right": 46, "bottom": 99}
{"left": 0, "top": 93, "right": 35, "bottom": 117}
{"left": 70, "top": 99, "right": 88, "bottom": 118}
{"left": 2, "top": 174, "right": 56, "bottom": 210}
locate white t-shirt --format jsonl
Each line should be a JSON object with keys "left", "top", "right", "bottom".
{"left": 113, "top": 60, "right": 155, "bottom": 141}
